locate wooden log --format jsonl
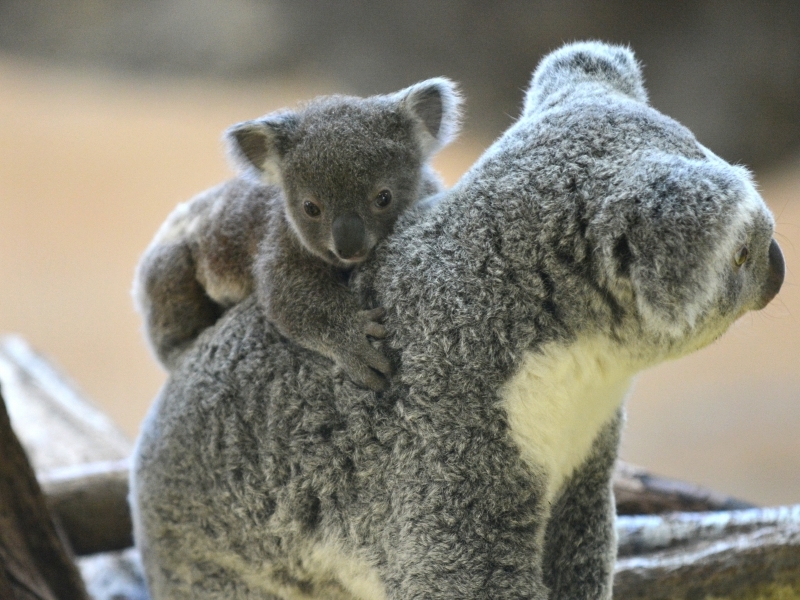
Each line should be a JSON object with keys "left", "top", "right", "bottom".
{"left": 614, "top": 506, "right": 800, "bottom": 599}
{"left": 4, "top": 332, "right": 792, "bottom": 598}
{"left": 0, "top": 336, "right": 134, "bottom": 555}
{"left": 0, "top": 335, "right": 131, "bottom": 473}
{"left": 27, "top": 453, "right": 757, "bottom": 556}
{"left": 613, "top": 461, "right": 755, "bottom": 515}
{"left": 78, "top": 549, "right": 147, "bottom": 600}
{"left": 0, "top": 385, "right": 90, "bottom": 599}
{"left": 39, "top": 460, "right": 133, "bottom": 556}
{"left": 617, "top": 504, "right": 800, "bottom": 557}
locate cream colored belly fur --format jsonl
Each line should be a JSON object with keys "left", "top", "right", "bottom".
{"left": 188, "top": 541, "right": 387, "bottom": 600}
{"left": 501, "top": 337, "right": 634, "bottom": 504}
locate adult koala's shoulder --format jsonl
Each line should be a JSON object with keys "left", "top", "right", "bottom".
{"left": 132, "top": 41, "right": 784, "bottom": 600}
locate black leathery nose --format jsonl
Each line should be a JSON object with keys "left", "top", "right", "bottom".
{"left": 332, "top": 212, "right": 366, "bottom": 259}
{"left": 760, "top": 238, "right": 785, "bottom": 308}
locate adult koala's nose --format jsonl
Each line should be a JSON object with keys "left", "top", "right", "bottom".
{"left": 332, "top": 212, "right": 367, "bottom": 261}
{"left": 757, "top": 238, "right": 785, "bottom": 309}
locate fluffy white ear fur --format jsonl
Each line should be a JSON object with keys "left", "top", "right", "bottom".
{"left": 395, "top": 77, "right": 463, "bottom": 157}
{"left": 524, "top": 41, "right": 647, "bottom": 116}
{"left": 225, "top": 111, "right": 297, "bottom": 186}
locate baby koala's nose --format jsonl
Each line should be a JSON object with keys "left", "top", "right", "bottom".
{"left": 758, "top": 238, "right": 784, "bottom": 309}
{"left": 332, "top": 212, "right": 367, "bottom": 260}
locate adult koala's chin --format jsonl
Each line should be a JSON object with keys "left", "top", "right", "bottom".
{"left": 131, "top": 42, "right": 784, "bottom": 600}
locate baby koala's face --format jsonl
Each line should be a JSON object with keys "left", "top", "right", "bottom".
{"left": 279, "top": 101, "right": 426, "bottom": 268}
{"left": 226, "top": 78, "right": 461, "bottom": 269}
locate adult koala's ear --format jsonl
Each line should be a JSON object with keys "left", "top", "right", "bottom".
{"left": 394, "top": 77, "right": 463, "bottom": 157}
{"left": 524, "top": 41, "right": 647, "bottom": 116}
{"left": 225, "top": 111, "right": 299, "bottom": 185}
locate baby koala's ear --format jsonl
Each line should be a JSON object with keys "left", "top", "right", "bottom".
{"left": 524, "top": 41, "right": 647, "bottom": 116}
{"left": 225, "top": 110, "right": 299, "bottom": 185}
{"left": 395, "top": 77, "right": 463, "bottom": 157}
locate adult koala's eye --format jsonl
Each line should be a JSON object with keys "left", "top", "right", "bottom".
{"left": 734, "top": 244, "right": 749, "bottom": 267}
{"left": 374, "top": 189, "right": 393, "bottom": 209}
{"left": 303, "top": 200, "right": 321, "bottom": 218}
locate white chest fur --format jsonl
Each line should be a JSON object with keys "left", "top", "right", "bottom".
{"left": 500, "top": 337, "right": 633, "bottom": 504}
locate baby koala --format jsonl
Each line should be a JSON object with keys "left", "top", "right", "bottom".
{"left": 134, "top": 79, "right": 461, "bottom": 391}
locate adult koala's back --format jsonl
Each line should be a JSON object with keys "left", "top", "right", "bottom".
{"left": 132, "top": 42, "right": 784, "bottom": 600}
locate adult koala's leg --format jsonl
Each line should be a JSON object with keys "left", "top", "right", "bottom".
{"left": 132, "top": 393, "right": 273, "bottom": 600}
{"left": 542, "top": 411, "right": 622, "bottom": 600}
{"left": 129, "top": 395, "right": 194, "bottom": 599}
{"left": 377, "top": 466, "right": 552, "bottom": 599}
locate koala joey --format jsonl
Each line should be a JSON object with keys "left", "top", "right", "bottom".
{"left": 133, "top": 78, "right": 461, "bottom": 390}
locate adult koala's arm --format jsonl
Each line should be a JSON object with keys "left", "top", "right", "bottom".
{"left": 132, "top": 41, "right": 784, "bottom": 600}
{"left": 542, "top": 412, "right": 621, "bottom": 600}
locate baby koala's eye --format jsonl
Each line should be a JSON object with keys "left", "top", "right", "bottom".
{"left": 303, "top": 200, "right": 321, "bottom": 218}
{"left": 374, "top": 189, "right": 393, "bottom": 209}
{"left": 734, "top": 244, "right": 749, "bottom": 267}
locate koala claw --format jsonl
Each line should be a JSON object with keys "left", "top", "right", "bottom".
{"left": 339, "top": 344, "right": 391, "bottom": 391}
{"left": 352, "top": 366, "right": 390, "bottom": 392}
{"left": 359, "top": 307, "right": 388, "bottom": 339}
{"left": 337, "top": 310, "right": 393, "bottom": 391}
{"left": 365, "top": 322, "right": 388, "bottom": 339}
{"left": 361, "top": 307, "right": 385, "bottom": 320}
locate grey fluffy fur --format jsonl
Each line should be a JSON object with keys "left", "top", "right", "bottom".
{"left": 131, "top": 42, "right": 784, "bottom": 599}
{"left": 133, "top": 78, "right": 461, "bottom": 390}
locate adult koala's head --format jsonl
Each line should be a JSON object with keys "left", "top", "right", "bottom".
{"left": 521, "top": 42, "right": 784, "bottom": 361}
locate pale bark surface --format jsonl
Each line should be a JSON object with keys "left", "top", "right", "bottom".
{"left": 0, "top": 336, "right": 132, "bottom": 472}
{"left": 615, "top": 507, "right": 800, "bottom": 599}
{"left": 77, "top": 549, "right": 147, "bottom": 600}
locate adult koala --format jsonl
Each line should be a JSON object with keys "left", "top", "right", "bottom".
{"left": 131, "top": 42, "right": 785, "bottom": 599}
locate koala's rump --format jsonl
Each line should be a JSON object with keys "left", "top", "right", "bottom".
{"left": 133, "top": 297, "right": 395, "bottom": 596}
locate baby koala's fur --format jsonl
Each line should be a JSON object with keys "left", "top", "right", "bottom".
{"left": 132, "top": 42, "right": 785, "bottom": 599}
{"left": 133, "top": 79, "right": 461, "bottom": 390}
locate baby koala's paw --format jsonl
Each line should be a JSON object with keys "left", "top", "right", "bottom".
{"left": 336, "top": 308, "right": 392, "bottom": 392}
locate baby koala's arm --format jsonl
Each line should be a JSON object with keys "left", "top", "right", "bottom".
{"left": 255, "top": 222, "right": 391, "bottom": 392}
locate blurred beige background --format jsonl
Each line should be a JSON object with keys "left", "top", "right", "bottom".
{"left": 0, "top": 53, "right": 798, "bottom": 507}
